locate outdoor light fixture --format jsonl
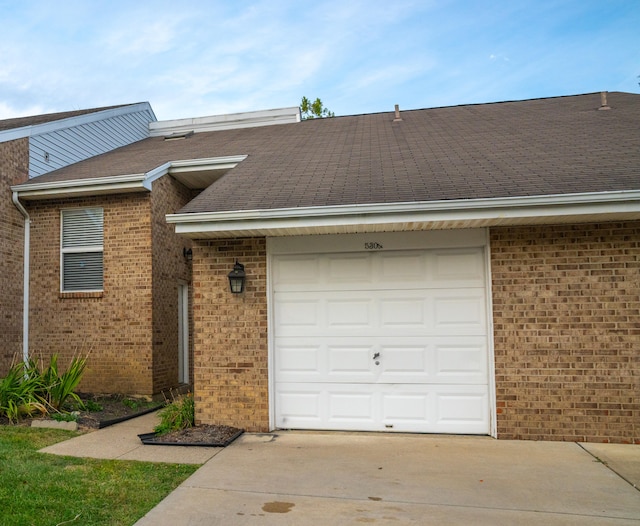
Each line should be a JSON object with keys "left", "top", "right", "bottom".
{"left": 228, "top": 260, "right": 246, "bottom": 293}
{"left": 183, "top": 248, "right": 193, "bottom": 261}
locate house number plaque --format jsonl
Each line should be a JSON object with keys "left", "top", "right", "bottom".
{"left": 364, "top": 242, "right": 383, "bottom": 250}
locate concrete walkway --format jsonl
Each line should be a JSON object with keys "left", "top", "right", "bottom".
{"left": 40, "top": 412, "right": 224, "bottom": 464}
{"left": 41, "top": 416, "right": 640, "bottom": 525}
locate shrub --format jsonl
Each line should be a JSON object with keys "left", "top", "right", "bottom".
{"left": 0, "top": 361, "right": 47, "bottom": 422}
{"left": 0, "top": 354, "right": 88, "bottom": 422}
{"left": 38, "top": 354, "right": 87, "bottom": 411}
{"left": 154, "top": 394, "right": 194, "bottom": 435}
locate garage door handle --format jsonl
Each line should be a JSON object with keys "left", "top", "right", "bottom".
{"left": 373, "top": 352, "right": 380, "bottom": 360}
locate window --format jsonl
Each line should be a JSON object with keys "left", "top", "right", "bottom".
{"left": 61, "top": 208, "right": 104, "bottom": 292}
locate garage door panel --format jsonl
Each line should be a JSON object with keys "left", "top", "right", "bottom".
{"left": 435, "top": 343, "right": 487, "bottom": 380}
{"left": 377, "top": 345, "right": 430, "bottom": 377}
{"left": 276, "top": 299, "right": 320, "bottom": 328}
{"left": 327, "top": 391, "right": 376, "bottom": 424}
{"left": 433, "top": 292, "right": 486, "bottom": 333}
{"left": 277, "top": 383, "right": 490, "bottom": 433}
{"left": 277, "top": 337, "right": 486, "bottom": 385}
{"left": 433, "top": 249, "right": 486, "bottom": 286}
{"left": 277, "top": 344, "right": 322, "bottom": 378}
{"left": 277, "top": 389, "right": 323, "bottom": 425}
{"left": 379, "top": 252, "right": 427, "bottom": 282}
{"left": 327, "top": 299, "right": 375, "bottom": 328}
{"left": 276, "top": 339, "right": 377, "bottom": 383}
{"left": 435, "top": 387, "right": 490, "bottom": 433}
{"left": 327, "top": 254, "right": 374, "bottom": 284}
{"left": 328, "top": 345, "right": 378, "bottom": 377}
{"left": 382, "top": 391, "right": 431, "bottom": 429}
{"left": 272, "top": 243, "right": 490, "bottom": 435}
{"left": 272, "top": 255, "right": 321, "bottom": 288}
{"left": 379, "top": 298, "right": 428, "bottom": 328}
{"left": 273, "top": 248, "right": 485, "bottom": 292}
{"left": 276, "top": 290, "right": 485, "bottom": 337}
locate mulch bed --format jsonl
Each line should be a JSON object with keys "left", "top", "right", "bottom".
{"left": 0, "top": 393, "right": 160, "bottom": 429}
{"left": 0, "top": 393, "right": 244, "bottom": 447}
{"left": 139, "top": 425, "right": 243, "bottom": 447}
{"left": 77, "top": 395, "right": 164, "bottom": 429}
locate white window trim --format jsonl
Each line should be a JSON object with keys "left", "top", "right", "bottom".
{"left": 60, "top": 207, "right": 104, "bottom": 293}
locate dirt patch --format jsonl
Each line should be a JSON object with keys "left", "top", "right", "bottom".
{"left": 77, "top": 394, "right": 162, "bottom": 429}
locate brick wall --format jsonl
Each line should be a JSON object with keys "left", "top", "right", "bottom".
{"left": 192, "top": 237, "right": 268, "bottom": 432}
{"left": 150, "top": 175, "right": 194, "bottom": 392}
{"left": 0, "top": 138, "right": 29, "bottom": 373}
{"left": 27, "top": 193, "right": 155, "bottom": 395}
{"left": 491, "top": 221, "right": 639, "bottom": 443}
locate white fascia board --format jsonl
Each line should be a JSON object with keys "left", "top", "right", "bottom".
{"left": 142, "top": 162, "right": 171, "bottom": 191}
{"left": 168, "top": 155, "right": 248, "bottom": 174}
{"left": 11, "top": 155, "right": 248, "bottom": 199}
{"left": 0, "top": 102, "right": 156, "bottom": 143}
{"left": 12, "top": 174, "right": 148, "bottom": 199}
{"left": 149, "top": 107, "right": 301, "bottom": 136}
{"left": 166, "top": 190, "right": 640, "bottom": 236}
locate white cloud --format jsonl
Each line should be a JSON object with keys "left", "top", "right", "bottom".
{"left": 0, "top": 0, "right": 637, "bottom": 121}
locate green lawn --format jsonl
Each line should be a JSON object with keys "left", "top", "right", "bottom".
{"left": 0, "top": 427, "right": 198, "bottom": 526}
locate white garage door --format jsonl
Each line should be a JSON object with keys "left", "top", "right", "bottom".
{"left": 271, "top": 233, "right": 491, "bottom": 434}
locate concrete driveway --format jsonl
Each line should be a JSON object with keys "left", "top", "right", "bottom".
{"left": 134, "top": 432, "right": 640, "bottom": 525}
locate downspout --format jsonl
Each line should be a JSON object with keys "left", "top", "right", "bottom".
{"left": 12, "top": 191, "right": 29, "bottom": 364}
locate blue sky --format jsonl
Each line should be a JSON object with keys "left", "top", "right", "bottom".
{"left": 0, "top": 0, "right": 638, "bottom": 120}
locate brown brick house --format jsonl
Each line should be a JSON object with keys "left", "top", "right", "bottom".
{"left": 0, "top": 103, "right": 156, "bottom": 375}
{"left": 9, "top": 93, "right": 640, "bottom": 442}
{"left": 9, "top": 107, "right": 300, "bottom": 395}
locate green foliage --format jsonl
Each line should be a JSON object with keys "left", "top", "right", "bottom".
{"left": 122, "top": 397, "right": 138, "bottom": 409}
{"left": 154, "top": 394, "right": 194, "bottom": 435}
{"left": 0, "top": 427, "right": 197, "bottom": 526}
{"left": 0, "top": 354, "right": 87, "bottom": 422}
{"left": 0, "top": 361, "right": 47, "bottom": 422}
{"left": 83, "top": 399, "right": 103, "bottom": 412}
{"left": 38, "top": 354, "right": 87, "bottom": 411}
{"left": 301, "top": 96, "right": 335, "bottom": 119}
{"left": 51, "top": 412, "right": 78, "bottom": 422}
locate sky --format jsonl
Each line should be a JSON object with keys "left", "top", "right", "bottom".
{"left": 0, "top": 0, "right": 638, "bottom": 121}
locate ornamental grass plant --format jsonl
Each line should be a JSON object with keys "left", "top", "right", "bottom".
{"left": 154, "top": 393, "right": 195, "bottom": 435}
{"left": 0, "top": 354, "right": 87, "bottom": 422}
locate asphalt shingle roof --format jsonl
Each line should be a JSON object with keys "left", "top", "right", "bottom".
{"left": 0, "top": 104, "right": 137, "bottom": 132}
{"left": 21, "top": 92, "right": 640, "bottom": 213}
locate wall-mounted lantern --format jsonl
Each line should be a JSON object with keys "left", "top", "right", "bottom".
{"left": 183, "top": 248, "right": 193, "bottom": 261}
{"left": 228, "top": 260, "right": 246, "bottom": 293}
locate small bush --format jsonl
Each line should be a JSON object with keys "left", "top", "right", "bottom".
{"left": 38, "top": 354, "right": 87, "bottom": 411}
{"left": 0, "top": 354, "right": 87, "bottom": 422}
{"left": 154, "top": 394, "right": 194, "bottom": 435}
{"left": 0, "top": 361, "right": 47, "bottom": 422}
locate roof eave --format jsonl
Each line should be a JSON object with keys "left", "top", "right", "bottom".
{"left": 11, "top": 173, "right": 150, "bottom": 200}
{"left": 10, "top": 155, "right": 249, "bottom": 200}
{"left": 0, "top": 102, "right": 156, "bottom": 143}
{"left": 166, "top": 190, "right": 640, "bottom": 239}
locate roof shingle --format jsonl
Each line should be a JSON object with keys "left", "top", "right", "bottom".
{"left": 21, "top": 92, "right": 640, "bottom": 213}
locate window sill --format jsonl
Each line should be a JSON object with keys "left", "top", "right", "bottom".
{"left": 59, "top": 291, "right": 104, "bottom": 299}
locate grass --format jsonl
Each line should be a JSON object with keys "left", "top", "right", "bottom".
{"left": 0, "top": 427, "right": 199, "bottom": 526}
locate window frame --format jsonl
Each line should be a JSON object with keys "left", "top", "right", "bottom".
{"left": 60, "top": 207, "right": 104, "bottom": 293}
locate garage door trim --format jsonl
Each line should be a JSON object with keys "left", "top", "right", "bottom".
{"left": 267, "top": 229, "right": 496, "bottom": 436}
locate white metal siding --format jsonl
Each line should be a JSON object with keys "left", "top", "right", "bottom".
{"left": 29, "top": 108, "right": 155, "bottom": 178}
